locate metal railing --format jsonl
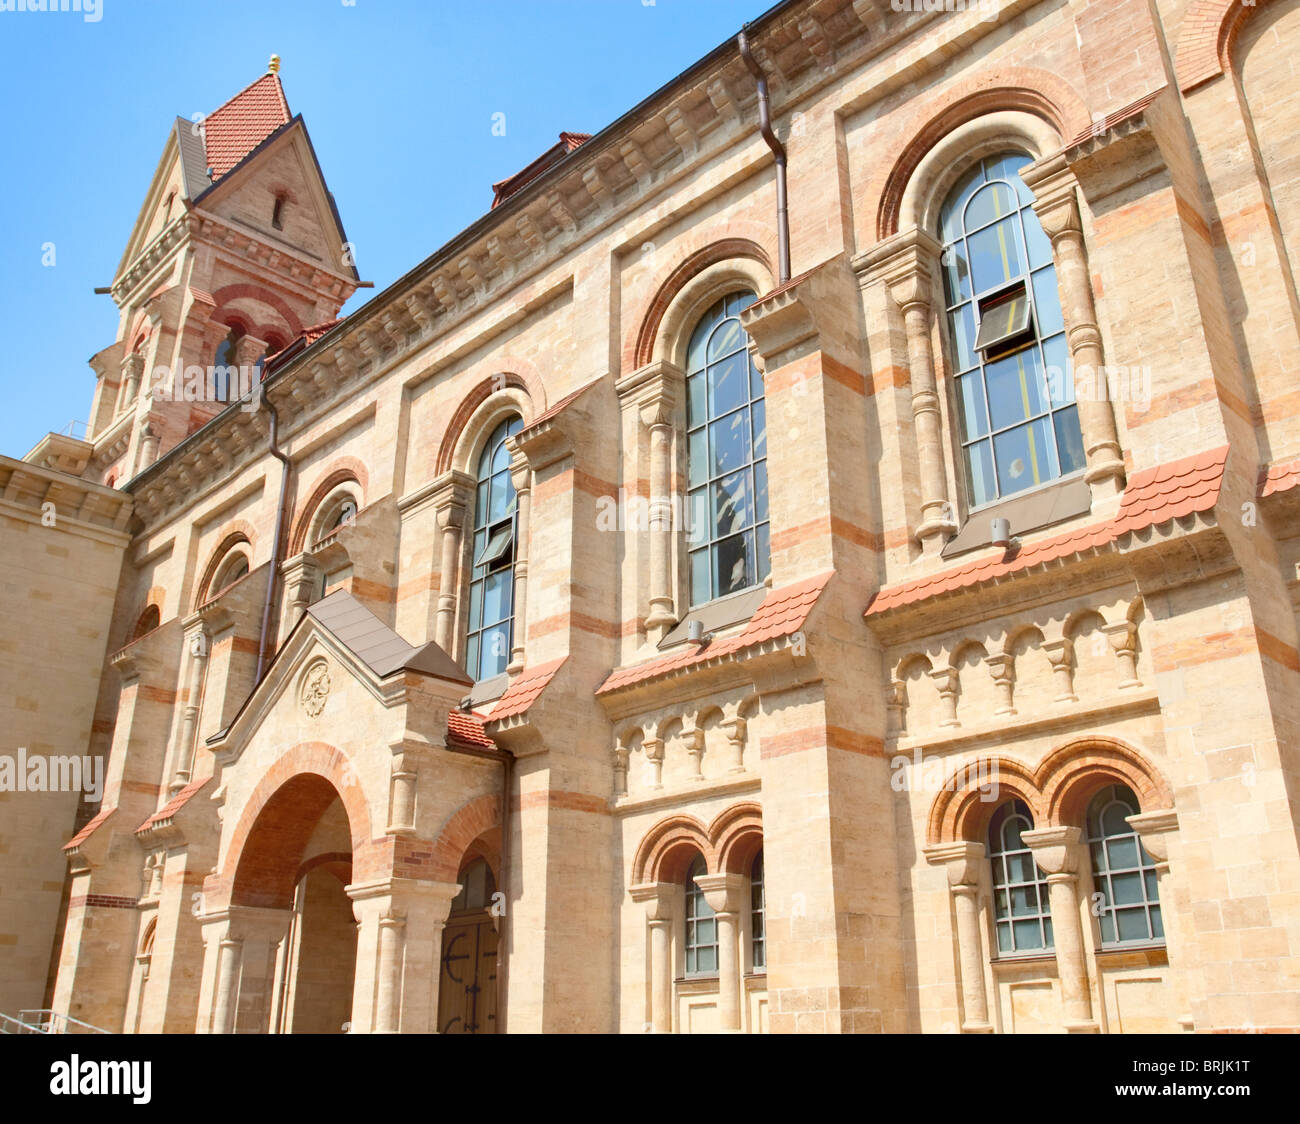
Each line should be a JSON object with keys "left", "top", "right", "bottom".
{"left": 59, "top": 419, "right": 89, "bottom": 441}
{"left": 0, "top": 1009, "right": 109, "bottom": 1034}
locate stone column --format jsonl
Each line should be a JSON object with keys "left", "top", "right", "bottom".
{"left": 430, "top": 472, "right": 473, "bottom": 656}
{"left": 1128, "top": 809, "right": 1191, "bottom": 1031}
{"left": 617, "top": 359, "right": 684, "bottom": 642}
{"left": 1043, "top": 637, "right": 1078, "bottom": 702}
{"left": 506, "top": 446, "right": 532, "bottom": 674}
{"left": 212, "top": 936, "right": 242, "bottom": 1036}
{"left": 118, "top": 352, "right": 143, "bottom": 413}
{"left": 641, "top": 738, "right": 665, "bottom": 790}
{"left": 862, "top": 229, "right": 957, "bottom": 554}
{"left": 694, "top": 873, "right": 747, "bottom": 1032}
{"left": 1022, "top": 826, "right": 1098, "bottom": 1032}
{"left": 169, "top": 617, "right": 209, "bottom": 793}
{"left": 1022, "top": 158, "right": 1125, "bottom": 503}
{"left": 986, "top": 653, "right": 1016, "bottom": 716}
{"left": 719, "top": 715, "right": 747, "bottom": 774}
{"left": 929, "top": 666, "right": 960, "bottom": 727}
{"left": 280, "top": 553, "right": 323, "bottom": 632}
{"left": 924, "top": 842, "right": 993, "bottom": 1033}
{"left": 138, "top": 422, "right": 161, "bottom": 471}
{"left": 1104, "top": 620, "right": 1142, "bottom": 688}
{"left": 629, "top": 883, "right": 675, "bottom": 1033}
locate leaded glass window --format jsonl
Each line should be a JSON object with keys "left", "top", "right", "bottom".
{"left": 684, "top": 855, "right": 718, "bottom": 977}
{"left": 1086, "top": 784, "right": 1163, "bottom": 946}
{"left": 988, "top": 798, "right": 1054, "bottom": 955}
{"left": 939, "top": 153, "right": 1086, "bottom": 508}
{"left": 466, "top": 415, "right": 523, "bottom": 681}
{"left": 685, "top": 291, "right": 770, "bottom": 605}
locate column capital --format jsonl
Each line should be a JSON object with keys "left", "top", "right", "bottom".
{"left": 1020, "top": 153, "right": 1084, "bottom": 241}
{"left": 629, "top": 881, "right": 675, "bottom": 921}
{"left": 923, "top": 840, "right": 986, "bottom": 887}
{"left": 1021, "top": 825, "right": 1083, "bottom": 876}
{"left": 1126, "top": 808, "right": 1178, "bottom": 864}
{"left": 853, "top": 225, "right": 943, "bottom": 309}
{"left": 616, "top": 359, "right": 684, "bottom": 426}
{"left": 429, "top": 470, "right": 475, "bottom": 521}
{"left": 692, "top": 871, "right": 747, "bottom": 915}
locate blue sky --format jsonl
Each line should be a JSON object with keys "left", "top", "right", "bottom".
{"left": 0, "top": 0, "right": 772, "bottom": 458}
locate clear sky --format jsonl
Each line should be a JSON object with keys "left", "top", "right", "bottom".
{"left": 0, "top": 0, "right": 774, "bottom": 459}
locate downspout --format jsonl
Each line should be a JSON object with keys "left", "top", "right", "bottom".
{"left": 256, "top": 398, "right": 292, "bottom": 682}
{"left": 738, "top": 27, "right": 790, "bottom": 284}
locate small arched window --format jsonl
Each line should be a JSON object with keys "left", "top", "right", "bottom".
{"left": 1086, "top": 784, "right": 1163, "bottom": 947}
{"left": 132, "top": 604, "right": 161, "bottom": 641}
{"left": 750, "top": 850, "right": 766, "bottom": 972}
{"left": 684, "top": 291, "right": 769, "bottom": 606}
{"left": 450, "top": 858, "right": 497, "bottom": 914}
{"left": 466, "top": 415, "right": 523, "bottom": 681}
{"left": 310, "top": 490, "right": 359, "bottom": 549}
{"left": 211, "top": 551, "right": 250, "bottom": 597}
{"left": 684, "top": 854, "right": 718, "bottom": 978}
{"left": 939, "top": 153, "right": 1085, "bottom": 508}
{"left": 988, "top": 798, "right": 1053, "bottom": 955}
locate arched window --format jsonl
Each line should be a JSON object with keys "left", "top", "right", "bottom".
{"left": 939, "top": 153, "right": 1085, "bottom": 508}
{"left": 684, "top": 291, "right": 769, "bottom": 605}
{"left": 312, "top": 492, "right": 358, "bottom": 548}
{"left": 132, "top": 604, "right": 161, "bottom": 641}
{"left": 449, "top": 858, "right": 497, "bottom": 914}
{"left": 466, "top": 415, "right": 523, "bottom": 681}
{"left": 988, "top": 798, "right": 1053, "bottom": 955}
{"left": 211, "top": 551, "right": 250, "bottom": 597}
{"left": 1086, "top": 784, "right": 1163, "bottom": 947}
{"left": 750, "top": 850, "right": 766, "bottom": 972}
{"left": 213, "top": 325, "right": 244, "bottom": 403}
{"left": 684, "top": 855, "right": 718, "bottom": 977}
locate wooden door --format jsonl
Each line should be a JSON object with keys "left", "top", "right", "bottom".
{"left": 437, "top": 914, "right": 498, "bottom": 1034}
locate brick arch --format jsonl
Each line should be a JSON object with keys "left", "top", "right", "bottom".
{"left": 633, "top": 813, "right": 714, "bottom": 884}
{"left": 216, "top": 741, "right": 372, "bottom": 912}
{"left": 710, "top": 801, "right": 763, "bottom": 874}
{"left": 288, "top": 458, "right": 369, "bottom": 556}
{"left": 293, "top": 850, "right": 353, "bottom": 886}
{"left": 628, "top": 235, "right": 774, "bottom": 372}
{"left": 434, "top": 373, "right": 542, "bottom": 477}
{"left": 428, "top": 793, "right": 503, "bottom": 884}
{"left": 1039, "top": 735, "right": 1173, "bottom": 829}
{"left": 195, "top": 521, "right": 257, "bottom": 608}
{"left": 927, "top": 755, "right": 1045, "bottom": 846}
{"left": 1177, "top": 0, "right": 1279, "bottom": 92}
{"left": 210, "top": 283, "right": 304, "bottom": 338}
{"left": 872, "top": 67, "right": 1090, "bottom": 241}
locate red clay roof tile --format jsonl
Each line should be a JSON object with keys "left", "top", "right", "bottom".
{"left": 1260, "top": 457, "right": 1300, "bottom": 498}
{"left": 447, "top": 709, "right": 496, "bottom": 750}
{"left": 64, "top": 805, "right": 114, "bottom": 851}
{"left": 486, "top": 658, "right": 567, "bottom": 723}
{"left": 204, "top": 73, "right": 291, "bottom": 180}
{"left": 136, "top": 778, "right": 210, "bottom": 833}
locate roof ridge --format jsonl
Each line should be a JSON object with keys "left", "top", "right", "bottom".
{"left": 204, "top": 70, "right": 288, "bottom": 125}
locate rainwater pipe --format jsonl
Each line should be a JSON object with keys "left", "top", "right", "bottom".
{"left": 738, "top": 27, "right": 790, "bottom": 284}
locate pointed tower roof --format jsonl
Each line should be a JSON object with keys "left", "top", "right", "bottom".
{"left": 202, "top": 69, "right": 292, "bottom": 181}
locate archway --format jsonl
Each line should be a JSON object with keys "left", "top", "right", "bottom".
{"left": 226, "top": 772, "right": 360, "bottom": 1034}
{"left": 437, "top": 838, "right": 501, "bottom": 1035}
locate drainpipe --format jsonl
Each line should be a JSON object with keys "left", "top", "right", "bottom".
{"left": 256, "top": 398, "right": 292, "bottom": 682}
{"left": 738, "top": 27, "right": 790, "bottom": 284}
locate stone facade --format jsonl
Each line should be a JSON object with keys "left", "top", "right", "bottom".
{"left": 5, "top": 0, "right": 1300, "bottom": 1033}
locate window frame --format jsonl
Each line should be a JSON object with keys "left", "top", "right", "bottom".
{"left": 683, "top": 854, "right": 719, "bottom": 980}
{"left": 987, "top": 798, "right": 1055, "bottom": 959}
{"left": 749, "top": 851, "right": 766, "bottom": 974}
{"left": 1085, "top": 784, "right": 1165, "bottom": 950}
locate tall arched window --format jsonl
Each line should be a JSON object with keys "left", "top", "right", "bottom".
{"left": 988, "top": 798, "right": 1054, "bottom": 955}
{"left": 684, "top": 855, "right": 718, "bottom": 978}
{"left": 1086, "top": 784, "right": 1163, "bottom": 947}
{"left": 750, "top": 851, "right": 766, "bottom": 972}
{"left": 685, "top": 291, "right": 769, "bottom": 606}
{"left": 939, "top": 153, "right": 1085, "bottom": 508}
{"left": 466, "top": 415, "right": 523, "bottom": 681}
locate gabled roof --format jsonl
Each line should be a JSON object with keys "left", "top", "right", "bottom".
{"left": 306, "top": 591, "right": 472, "bottom": 684}
{"left": 866, "top": 446, "right": 1232, "bottom": 617}
{"left": 491, "top": 131, "right": 591, "bottom": 208}
{"left": 204, "top": 72, "right": 292, "bottom": 181}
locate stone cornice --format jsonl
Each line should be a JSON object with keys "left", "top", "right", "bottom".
{"left": 0, "top": 454, "right": 132, "bottom": 536}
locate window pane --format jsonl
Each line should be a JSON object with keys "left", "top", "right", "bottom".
{"left": 968, "top": 216, "right": 1024, "bottom": 293}
{"left": 956, "top": 371, "right": 989, "bottom": 441}
{"left": 1031, "top": 266, "right": 1065, "bottom": 336}
{"left": 985, "top": 346, "right": 1048, "bottom": 431}
{"left": 965, "top": 181, "right": 1018, "bottom": 231}
{"left": 688, "top": 429, "right": 707, "bottom": 489}
{"left": 940, "top": 164, "right": 984, "bottom": 242}
{"left": 710, "top": 408, "right": 751, "bottom": 477}
{"left": 481, "top": 570, "right": 512, "bottom": 627}
{"left": 491, "top": 438, "right": 511, "bottom": 474}
{"left": 687, "top": 372, "right": 706, "bottom": 428}
{"left": 1107, "top": 837, "right": 1140, "bottom": 869}
{"left": 714, "top": 531, "right": 752, "bottom": 596}
{"left": 1013, "top": 919, "right": 1045, "bottom": 950}
{"left": 993, "top": 416, "right": 1057, "bottom": 495}
{"left": 1024, "top": 209, "right": 1054, "bottom": 269}
{"left": 1116, "top": 909, "right": 1150, "bottom": 943}
{"left": 964, "top": 440, "right": 997, "bottom": 508}
{"left": 950, "top": 302, "right": 977, "bottom": 371}
{"left": 1054, "top": 406, "right": 1086, "bottom": 475}
{"left": 751, "top": 398, "right": 766, "bottom": 459}
{"left": 465, "top": 635, "right": 480, "bottom": 680}
{"left": 756, "top": 522, "right": 770, "bottom": 583}
{"left": 696, "top": 946, "right": 717, "bottom": 974}
{"left": 708, "top": 317, "right": 744, "bottom": 362}
{"left": 1043, "top": 333, "right": 1072, "bottom": 406}
{"left": 943, "top": 243, "right": 972, "bottom": 306}
{"left": 489, "top": 471, "right": 513, "bottom": 521}
{"left": 686, "top": 488, "right": 708, "bottom": 546}
{"left": 754, "top": 460, "right": 769, "bottom": 524}
{"left": 708, "top": 351, "right": 749, "bottom": 417}
{"left": 480, "top": 623, "right": 510, "bottom": 678}
{"left": 713, "top": 471, "right": 753, "bottom": 536}
{"left": 749, "top": 354, "right": 764, "bottom": 401}
{"left": 468, "top": 580, "right": 483, "bottom": 630}
{"left": 690, "top": 548, "right": 711, "bottom": 605}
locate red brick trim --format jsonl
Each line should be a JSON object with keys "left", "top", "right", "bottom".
{"left": 210, "top": 282, "right": 304, "bottom": 338}
{"left": 194, "top": 523, "right": 256, "bottom": 609}
{"left": 633, "top": 813, "right": 713, "bottom": 884}
{"left": 710, "top": 802, "right": 763, "bottom": 874}
{"left": 433, "top": 373, "right": 543, "bottom": 476}
{"left": 872, "top": 67, "right": 1090, "bottom": 240}
{"left": 288, "top": 459, "right": 369, "bottom": 556}
{"left": 427, "top": 793, "right": 502, "bottom": 884}
{"left": 68, "top": 894, "right": 138, "bottom": 910}
{"left": 1176, "top": 0, "right": 1277, "bottom": 93}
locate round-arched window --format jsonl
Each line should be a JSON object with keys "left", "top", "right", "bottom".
{"left": 1086, "top": 784, "right": 1163, "bottom": 946}
{"left": 466, "top": 415, "right": 523, "bottom": 681}
{"left": 987, "top": 798, "right": 1053, "bottom": 955}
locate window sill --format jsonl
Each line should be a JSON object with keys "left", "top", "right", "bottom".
{"left": 942, "top": 473, "right": 1090, "bottom": 559}
{"left": 657, "top": 585, "right": 769, "bottom": 651}
{"left": 465, "top": 671, "right": 509, "bottom": 708}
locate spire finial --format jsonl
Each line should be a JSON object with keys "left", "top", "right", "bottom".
{"left": 268, "top": 54, "right": 281, "bottom": 74}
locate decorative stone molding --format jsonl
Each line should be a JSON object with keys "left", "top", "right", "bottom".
{"left": 923, "top": 841, "right": 993, "bottom": 1033}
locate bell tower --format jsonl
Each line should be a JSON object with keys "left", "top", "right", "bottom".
{"left": 76, "top": 55, "right": 359, "bottom": 487}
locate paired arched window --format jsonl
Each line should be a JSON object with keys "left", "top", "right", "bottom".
{"left": 1086, "top": 784, "right": 1163, "bottom": 947}
{"left": 988, "top": 798, "right": 1053, "bottom": 955}
{"left": 939, "top": 153, "right": 1085, "bottom": 508}
{"left": 466, "top": 416, "right": 523, "bottom": 681}
{"left": 684, "top": 855, "right": 718, "bottom": 978}
{"left": 684, "top": 291, "right": 769, "bottom": 606}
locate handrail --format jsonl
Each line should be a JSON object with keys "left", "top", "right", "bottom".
{"left": 4, "top": 1008, "right": 110, "bottom": 1034}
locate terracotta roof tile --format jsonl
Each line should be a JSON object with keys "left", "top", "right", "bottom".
{"left": 867, "top": 446, "right": 1231, "bottom": 617}
{"left": 596, "top": 572, "right": 833, "bottom": 695}
{"left": 486, "top": 657, "right": 567, "bottom": 723}
{"left": 491, "top": 131, "right": 591, "bottom": 208}
{"left": 519, "top": 378, "right": 602, "bottom": 434}
{"left": 447, "top": 709, "right": 496, "bottom": 750}
{"left": 136, "top": 778, "right": 210, "bottom": 833}
{"left": 1260, "top": 457, "right": 1300, "bottom": 498}
{"left": 204, "top": 73, "right": 291, "bottom": 180}
{"left": 64, "top": 805, "right": 114, "bottom": 851}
